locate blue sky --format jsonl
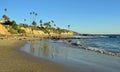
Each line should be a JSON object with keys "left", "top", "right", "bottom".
{"left": 0, "top": 0, "right": 120, "bottom": 34}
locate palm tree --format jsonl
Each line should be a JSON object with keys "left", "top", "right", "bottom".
{"left": 33, "top": 12, "right": 35, "bottom": 15}
{"left": 30, "top": 12, "right": 32, "bottom": 15}
{"left": 32, "top": 21, "right": 37, "bottom": 26}
{"left": 35, "top": 13, "right": 37, "bottom": 16}
{"left": 32, "top": 21, "right": 37, "bottom": 29}
{"left": 24, "top": 19, "right": 26, "bottom": 21}
{"left": 3, "top": 8, "right": 8, "bottom": 22}
{"left": 35, "top": 13, "right": 38, "bottom": 21}
{"left": 40, "top": 19, "right": 43, "bottom": 27}
{"left": 30, "top": 12, "right": 32, "bottom": 25}
{"left": 4, "top": 8, "right": 7, "bottom": 14}
{"left": 51, "top": 20, "right": 54, "bottom": 24}
{"left": 4, "top": 8, "right": 7, "bottom": 11}
{"left": 33, "top": 12, "right": 35, "bottom": 21}
{"left": 54, "top": 24, "right": 56, "bottom": 27}
{"left": 51, "top": 20, "right": 55, "bottom": 27}
{"left": 44, "top": 22, "right": 51, "bottom": 29}
{"left": 30, "top": 12, "right": 36, "bottom": 25}
{"left": 2, "top": 14, "right": 9, "bottom": 22}
{"left": 68, "top": 25, "right": 70, "bottom": 31}
{"left": 24, "top": 19, "right": 26, "bottom": 24}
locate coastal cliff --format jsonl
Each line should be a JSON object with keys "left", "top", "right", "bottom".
{"left": 20, "top": 27, "right": 73, "bottom": 37}
{"left": 0, "top": 24, "right": 73, "bottom": 38}
{"left": 0, "top": 24, "right": 10, "bottom": 35}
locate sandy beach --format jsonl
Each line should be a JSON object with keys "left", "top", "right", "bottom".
{"left": 0, "top": 40, "right": 72, "bottom": 72}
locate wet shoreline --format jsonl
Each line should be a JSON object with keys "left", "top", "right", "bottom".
{"left": 21, "top": 39, "right": 120, "bottom": 72}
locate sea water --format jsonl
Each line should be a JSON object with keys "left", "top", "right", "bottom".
{"left": 80, "top": 37, "right": 120, "bottom": 52}
{"left": 70, "top": 35, "right": 120, "bottom": 52}
{"left": 68, "top": 34, "right": 120, "bottom": 56}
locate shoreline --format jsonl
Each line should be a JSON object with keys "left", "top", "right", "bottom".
{"left": 20, "top": 39, "right": 120, "bottom": 72}
{"left": 1, "top": 34, "right": 120, "bottom": 57}
{"left": 0, "top": 38, "right": 120, "bottom": 72}
{"left": 65, "top": 38, "right": 120, "bottom": 57}
{"left": 0, "top": 39, "right": 72, "bottom": 72}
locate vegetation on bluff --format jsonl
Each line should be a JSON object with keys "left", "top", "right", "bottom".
{"left": 1, "top": 8, "right": 73, "bottom": 36}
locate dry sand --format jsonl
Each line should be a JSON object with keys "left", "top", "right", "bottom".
{"left": 0, "top": 40, "right": 72, "bottom": 72}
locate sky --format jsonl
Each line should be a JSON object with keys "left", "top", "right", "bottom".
{"left": 0, "top": 0, "right": 120, "bottom": 34}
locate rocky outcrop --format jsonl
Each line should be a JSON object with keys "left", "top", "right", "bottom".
{"left": 0, "top": 24, "right": 10, "bottom": 35}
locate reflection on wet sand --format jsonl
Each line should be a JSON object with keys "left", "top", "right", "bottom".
{"left": 28, "top": 40, "right": 68, "bottom": 60}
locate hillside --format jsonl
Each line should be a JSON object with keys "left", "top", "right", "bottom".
{"left": 0, "top": 24, "right": 10, "bottom": 35}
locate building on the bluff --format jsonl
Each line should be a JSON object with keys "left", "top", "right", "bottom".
{"left": 0, "top": 18, "right": 5, "bottom": 23}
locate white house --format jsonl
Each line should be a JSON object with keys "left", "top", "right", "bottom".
{"left": 0, "top": 18, "right": 5, "bottom": 23}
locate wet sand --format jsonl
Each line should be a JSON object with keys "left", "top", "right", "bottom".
{"left": 21, "top": 40, "right": 120, "bottom": 72}
{"left": 0, "top": 40, "right": 72, "bottom": 72}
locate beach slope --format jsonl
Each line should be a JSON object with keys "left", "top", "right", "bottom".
{"left": 0, "top": 40, "right": 72, "bottom": 72}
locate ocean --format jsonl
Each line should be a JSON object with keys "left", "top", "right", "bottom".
{"left": 68, "top": 34, "right": 120, "bottom": 56}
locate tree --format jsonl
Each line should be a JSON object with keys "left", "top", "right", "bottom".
{"left": 2, "top": 14, "right": 10, "bottom": 22}
{"left": 30, "top": 12, "right": 32, "bottom": 24}
{"left": 51, "top": 20, "right": 55, "bottom": 27}
{"left": 53, "top": 23, "right": 56, "bottom": 29}
{"left": 4, "top": 8, "right": 7, "bottom": 14}
{"left": 24, "top": 19, "right": 26, "bottom": 24}
{"left": 11, "top": 20, "right": 18, "bottom": 30}
{"left": 3, "top": 20, "right": 11, "bottom": 25}
{"left": 68, "top": 25, "right": 70, "bottom": 31}
{"left": 35, "top": 13, "right": 37, "bottom": 21}
{"left": 51, "top": 20, "right": 54, "bottom": 24}
{"left": 30, "top": 12, "right": 32, "bottom": 15}
{"left": 4, "top": 8, "right": 7, "bottom": 12}
{"left": 32, "top": 12, "right": 35, "bottom": 21}
{"left": 19, "top": 23, "right": 28, "bottom": 27}
{"left": 33, "top": 12, "right": 35, "bottom": 15}
{"left": 32, "top": 21, "right": 37, "bottom": 29}
{"left": 40, "top": 19, "right": 43, "bottom": 27}
{"left": 32, "top": 21, "right": 37, "bottom": 26}
{"left": 51, "top": 20, "right": 56, "bottom": 28}
{"left": 44, "top": 22, "right": 51, "bottom": 29}
{"left": 30, "top": 12, "right": 37, "bottom": 23}
{"left": 56, "top": 27, "right": 62, "bottom": 34}
{"left": 24, "top": 19, "right": 26, "bottom": 21}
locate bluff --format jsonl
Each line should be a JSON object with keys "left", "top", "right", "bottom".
{"left": 0, "top": 24, "right": 10, "bottom": 35}
{"left": 20, "top": 27, "right": 73, "bottom": 37}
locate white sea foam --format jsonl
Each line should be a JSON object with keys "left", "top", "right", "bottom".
{"left": 78, "top": 45, "right": 120, "bottom": 57}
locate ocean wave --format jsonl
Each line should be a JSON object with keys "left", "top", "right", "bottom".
{"left": 65, "top": 40, "right": 120, "bottom": 57}
{"left": 78, "top": 45, "right": 120, "bottom": 57}
{"left": 51, "top": 38, "right": 120, "bottom": 57}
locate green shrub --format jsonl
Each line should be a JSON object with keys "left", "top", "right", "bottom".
{"left": 8, "top": 28, "right": 18, "bottom": 34}
{"left": 18, "top": 29, "right": 26, "bottom": 33}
